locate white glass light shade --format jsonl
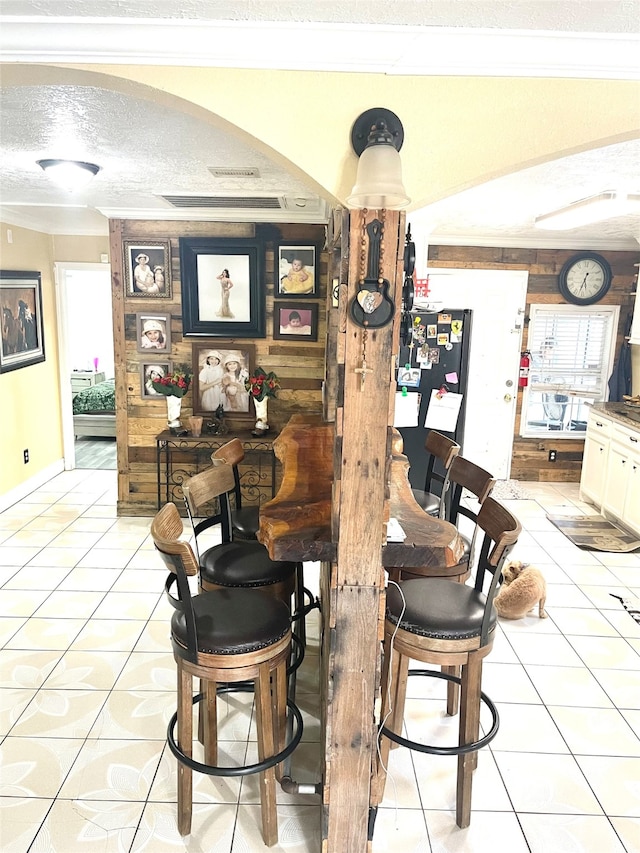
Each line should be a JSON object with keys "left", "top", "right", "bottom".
{"left": 37, "top": 159, "right": 100, "bottom": 192}
{"left": 534, "top": 191, "right": 640, "bottom": 230}
{"left": 346, "top": 143, "right": 410, "bottom": 210}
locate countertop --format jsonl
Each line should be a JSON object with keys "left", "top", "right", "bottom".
{"left": 591, "top": 402, "right": 640, "bottom": 431}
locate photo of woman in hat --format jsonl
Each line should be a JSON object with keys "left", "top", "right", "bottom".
{"left": 198, "top": 350, "right": 224, "bottom": 411}
{"left": 221, "top": 352, "right": 250, "bottom": 412}
{"left": 139, "top": 318, "right": 166, "bottom": 349}
{"left": 125, "top": 241, "right": 172, "bottom": 298}
{"left": 133, "top": 253, "right": 157, "bottom": 294}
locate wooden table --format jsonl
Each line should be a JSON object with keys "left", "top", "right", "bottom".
{"left": 258, "top": 415, "right": 464, "bottom": 850}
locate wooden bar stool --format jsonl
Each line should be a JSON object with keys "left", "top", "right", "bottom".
{"left": 151, "top": 503, "right": 303, "bottom": 847}
{"left": 375, "top": 497, "right": 521, "bottom": 829}
{"left": 210, "top": 442, "right": 317, "bottom": 647}
{"left": 182, "top": 462, "right": 298, "bottom": 611}
{"left": 211, "top": 438, "right": 261, "bottom": 541}
{"left": 410, "top": 430, "right": 460, "bottom": 517}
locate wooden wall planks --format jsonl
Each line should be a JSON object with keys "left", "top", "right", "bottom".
{"left": 111, "top": 218, "right": 327, "bottom": 515}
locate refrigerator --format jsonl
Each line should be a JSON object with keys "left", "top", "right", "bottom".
{"left": 397, "top": 308, "right": 472, "bottom": 493}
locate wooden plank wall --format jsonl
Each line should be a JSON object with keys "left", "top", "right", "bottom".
{"left": 110, "top": 219, "right": 327, "bottom": 515}
{"left": 428, "top": 245, "right": 639, "bottom": 482}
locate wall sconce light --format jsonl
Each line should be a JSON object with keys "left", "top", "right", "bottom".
{"left": 534, "top": 190, "right": 640, "bottom": 230}
{"left": 37, "top": 158, "right": 101, "bottom": 192}
{"left": 346, "top": 108, "right": 410, "bottom": 210}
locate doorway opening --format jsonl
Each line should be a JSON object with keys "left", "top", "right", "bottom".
{"left": 55, "top": 262, "right": 115, "bottom": 470}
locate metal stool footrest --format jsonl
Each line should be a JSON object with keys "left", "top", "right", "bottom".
{"left": 380, "top": 669, "right": 499, "bottom": 756}
{"left": 168, "top": 683, "right": 304, "bottom": 777}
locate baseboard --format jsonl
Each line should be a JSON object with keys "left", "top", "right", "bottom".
{"left": 0, "top": 459, "right": 65, "bottom": 513}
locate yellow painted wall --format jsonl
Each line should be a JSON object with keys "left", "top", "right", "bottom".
{"left": 1, "top": 222, "right": 61, "bottom": 496}
{"left": 52, "top": 235, "right": 110, "bottom": 264}
{"left": 0, "top": 222, "right": 110, "bottom": 500}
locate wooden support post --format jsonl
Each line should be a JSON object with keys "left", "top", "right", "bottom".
{"left": 323, "top": 209, "right": 404, "bottom": 852}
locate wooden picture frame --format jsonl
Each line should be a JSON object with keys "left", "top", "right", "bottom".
{"left": 277, "top": 242, "right": 318, "bottom": 296}
{"left": 124, "top": 240, "right": 172, "bottom": 298}
{"left": 140, "top": 360, "right": 172, "bottom": 399}
{"left": 136, "top": 311, "right": 171, "bottom": 354}
{"left": 274, "top": 302, "right": 319, "bottom": 342}
{"left": 0, "top": 270, "right": 45, "bottom": 373}
{"left": 180, "top": 237, "right": 265, "bottom": 338}
{"left": 192, "top": 341, "right": 255, "bottom": 420}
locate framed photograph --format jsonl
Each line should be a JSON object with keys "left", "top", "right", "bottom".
{"left": 273, "top": 302, "right": 318, "bottom": 342}
{"left": 277, "top": 243, "right": 318, "bottom": 296}
{"left": 136, "top": 312, "right": 171, "bottom": 354}
{"left": 0, "top": 270, "right": 45, "bottom": 373}
{"left": 140, "top": 361, "right": 172, "bottom": 399}
{"left": 180, "top": 237, "right": 264, "bottom": 338}
{"left": 192, "top": 341, "right": 255, "bottom": 419}
{"left": 124, "top": 240, "right": 172, "bottom": 298}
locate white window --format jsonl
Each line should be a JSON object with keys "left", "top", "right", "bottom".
{"left": 520, "top": 304, "right": 619, "bottom": 439}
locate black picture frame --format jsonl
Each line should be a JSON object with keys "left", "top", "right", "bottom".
{"left": 277, "top": 242, "right": 319, "bottom": 297}
{"left": 192, "top": 341, "right": 255, "bottom": 420}
{"left": 135, "top": 311, "right": 171, "bottom": 354}
{"left": 180, "top": 237, "right": 265, "bottom": 338}
{"left": 273, "top": 301, "right": 319, "bottom": 342}
{"left": 0, "top": 270, "right": 45, "bottom": 373}
{"left": 140, "top": 361, "right": 172, "bottom": 399}
{"left": 124, "top": 240, "right": 172, "bottom": 298}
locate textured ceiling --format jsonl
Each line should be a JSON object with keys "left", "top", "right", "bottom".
{"left": 1, "top": 2, "right": 639, "bottom": 248}
{"left": 2, "top": 0, "right": 639, "bottom": 32}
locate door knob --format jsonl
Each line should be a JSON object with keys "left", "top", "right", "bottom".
{"left": 504, "top": 394, "right": 513, "bottom": 402}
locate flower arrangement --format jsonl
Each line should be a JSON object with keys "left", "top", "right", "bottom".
{"left": 151, "top": 364, "right": 192, "bottom": 398}
{"left": 245, "top": 367, "right": 280, "bottom": 402}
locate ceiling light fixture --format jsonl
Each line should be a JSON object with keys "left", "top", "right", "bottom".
{"left": 346, "top": 108, "right": 410, "bottom": 210}
{"left": 534, "top": 190, "right": 640, "bottom": 230}
{"left": 37, "top": 159, "right": 101, "bottom": 192}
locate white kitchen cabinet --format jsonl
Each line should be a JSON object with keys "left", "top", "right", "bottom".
{"left": 602, "top": 441, "right": 629, "bottom": 518}
{"left": 580, "top": 407, "right": 640, "bottom": 537}
{"left": 579, "top": 415, "right": 610, "bottom": 506}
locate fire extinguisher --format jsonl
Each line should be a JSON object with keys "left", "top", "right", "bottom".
{"left": 519, "top": 351, "right": 531, "bottom": 388}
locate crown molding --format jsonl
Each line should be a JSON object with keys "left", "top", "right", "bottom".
{"left": 1, "top": 18, "right": 638, "bottom": 80}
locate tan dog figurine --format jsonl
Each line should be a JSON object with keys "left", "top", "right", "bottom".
{"left": 494, "top": 560, "right": 547, "bottom": 620}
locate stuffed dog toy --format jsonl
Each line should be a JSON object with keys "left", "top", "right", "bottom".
{"left": 494, "top": 560, "right": 547, "bottom": 620}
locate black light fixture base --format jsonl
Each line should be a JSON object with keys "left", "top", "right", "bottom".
{"left": 350, "top": 108, "right": 404, "bottom": 156}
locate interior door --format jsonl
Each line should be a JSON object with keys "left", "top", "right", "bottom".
{"left": 55, "top": 262, "right": 113, "bottom": 469}
{"left": 414, "top": 268, "right": 528, "bottom": 479}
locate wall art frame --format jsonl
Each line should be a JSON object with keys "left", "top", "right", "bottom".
{"left": 0, "top": 269, "right": 46, "bottom": 373}
{"left": 124, "top": 240, "right": 172, "bottom": 298}
{"left": 180, "top": 237, "right": 265, "bottom": 338}
{"left": 273, "top": 301, "right": 319, "bottom": 342}
{"left": 135, "top": 311, "right": 171, "bottom": 354}
{"left": 192, "top": 341, "right": 255, "bottom": 420}
{"left": 277, "top": 242, "right": 319, "bottom": 297}
{"left": 140, "top": 360, "right": 172, "bottom": 399}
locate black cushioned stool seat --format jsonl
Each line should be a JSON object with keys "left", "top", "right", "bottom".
{"left": 171, "top": 586, "right": 291, "bottom": 658}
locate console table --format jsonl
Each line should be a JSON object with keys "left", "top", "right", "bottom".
{"left": 155, "top": 430, "right": 278, "bottom": 509}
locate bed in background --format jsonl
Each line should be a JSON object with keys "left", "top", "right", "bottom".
{"left": 72, "top": 378, "right": 116, "bottom": 438}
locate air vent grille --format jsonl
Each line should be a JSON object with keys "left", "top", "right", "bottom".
{"left": 208, "top": 167, "right": 260, "bottom": 178}
{"left": 160, "top": 195, "right": 282, "bottom": 209}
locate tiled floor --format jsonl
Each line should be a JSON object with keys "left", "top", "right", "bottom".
{"left": 0, "top": 470, "right": 638, "bottom": 852}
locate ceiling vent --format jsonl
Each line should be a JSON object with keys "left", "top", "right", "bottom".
{"left": 208, "top": 167, "right": 260, "bottom": 178}
{"left": 160, "top": 195, "right": 282, "bottom": 209}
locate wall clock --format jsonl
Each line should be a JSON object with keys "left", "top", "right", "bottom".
{"left": 558, "top": 252, "right": 612, "bottom": 305}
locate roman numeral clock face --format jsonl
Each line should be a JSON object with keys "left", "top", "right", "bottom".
{"left": 558, "top": 253, "right": 612, "bottom": 305}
